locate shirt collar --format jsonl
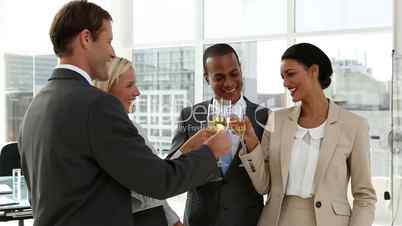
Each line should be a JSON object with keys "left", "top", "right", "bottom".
{"left": 295, "top": 121, "right": 326, "bottom": 140}
{"left": 55, "top": 64, "right": 94, "bottom": 86}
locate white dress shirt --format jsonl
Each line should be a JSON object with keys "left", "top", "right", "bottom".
{"left": 170, "top": 96, "right": 247, "bottom": 159}
{"left": 286, "top": 121, "right": 326, "bottom": 198}
{"left": 55, "top": 64, "right": 94, "bottom": 86}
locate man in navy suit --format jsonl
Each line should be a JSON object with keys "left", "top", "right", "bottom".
{"left": 168, "top": 43, "right": 269, "bottom": 226}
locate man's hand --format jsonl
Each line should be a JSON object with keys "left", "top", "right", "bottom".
{"left": 180, "top": 129, "right": 211, "bottom": 154}
{"left": 204, "top": 129, "right": 231, "bottom": 159}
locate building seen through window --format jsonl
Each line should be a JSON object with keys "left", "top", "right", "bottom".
{"left": 133, "top": 47, "right": 195, "bottom": 155}
{"left": 4, "top": 53, "right": 57, "bottom": 142}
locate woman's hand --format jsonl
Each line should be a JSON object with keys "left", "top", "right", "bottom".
{"left": 180, "top": 128, "right": 211, "bottom": 154}
{"left": 242, "top": 117, "right": 259, "bottom": 152}
{"left": 228, "top": 116, "right": 259, "bottom": 152}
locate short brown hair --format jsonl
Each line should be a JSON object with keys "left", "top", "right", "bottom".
{"left": 49, "top": 0, "right": 112, "bottom": 57}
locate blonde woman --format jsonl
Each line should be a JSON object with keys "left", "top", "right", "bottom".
{"left": 238, "top": 43, "right": 376, "bottom": 226}
{"left": 94, "top": 57, "right": 189, "bottom": 226}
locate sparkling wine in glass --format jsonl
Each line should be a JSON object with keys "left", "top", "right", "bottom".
{"left": 232, "top": 117, "right": 246, "bottom": 137}
{"left": 207, "top": 103, "right": 226, "bottom": 134}
{"left": 229, "top": 102, "right": 246, "bottom": 147}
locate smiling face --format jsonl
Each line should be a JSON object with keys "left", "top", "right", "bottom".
{"left": 204, "top": 52, "right": 243, "bottom": 103}
{"left": 280, "top": 59, "right": 319, "bottom": 102}
{"left": 109, "top": 67, "right": 140, "bottom": 113}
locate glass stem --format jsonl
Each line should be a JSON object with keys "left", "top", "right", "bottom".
{"left": 240, "top": 135, "right": 246, "bottom": 151}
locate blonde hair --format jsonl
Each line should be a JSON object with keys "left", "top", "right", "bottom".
{"left": 94, "top": 57, "right": 133, "bottom": 92}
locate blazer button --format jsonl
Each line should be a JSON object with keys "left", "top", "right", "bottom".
{"left": 247, "top": 159, "right": 256, "bottom": 172}
{"left": 315, "top": 201, "right": 322, "bottom": 208}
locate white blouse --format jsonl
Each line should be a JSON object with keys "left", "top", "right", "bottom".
{"left": 286, "top": 121, "right": 326, "bottom": 198}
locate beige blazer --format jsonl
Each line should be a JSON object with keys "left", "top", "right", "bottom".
{"left": 239, "top": 101, "right": 377, "bottom": 226}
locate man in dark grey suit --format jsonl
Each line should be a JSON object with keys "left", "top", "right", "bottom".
{"left": 18, "top": 2, "right": 230, "bottom": 226}
{"left": 167, "top": 43, "right": 269, "bottom": 226}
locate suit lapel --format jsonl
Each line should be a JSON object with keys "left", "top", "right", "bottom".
{"left": 313, "top": 101, "right": 341, "bottom": 193}
{"left": 280, "top": 106, "right": 300, "bottom": 192}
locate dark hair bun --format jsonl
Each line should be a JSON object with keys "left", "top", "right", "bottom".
{"left": 281, "top": 43, "right": 333, "bottom": 89}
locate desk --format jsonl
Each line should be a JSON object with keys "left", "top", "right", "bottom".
{"left": 0, "top": 177, "right": 32, "bottom": 226}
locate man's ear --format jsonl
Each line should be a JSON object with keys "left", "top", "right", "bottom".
{"left": 79, "top": 29, "right": 92, "bottom": 49}
{"left": 204, "top": 73, "right": 209, "bottom": 84}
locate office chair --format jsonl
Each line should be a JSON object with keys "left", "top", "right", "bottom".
{"left": 0, "top": 142, "right": 20, "bottom": 176}
{"left": 0, "top": 142, "right": 27, "bottom": 226}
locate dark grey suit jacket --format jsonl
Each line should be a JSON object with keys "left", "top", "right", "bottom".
{"left": 168, "top": 98, "right": 269, "bottom": 226}
{"left": 18, "top": 68, "right": 219, "bottom": 226}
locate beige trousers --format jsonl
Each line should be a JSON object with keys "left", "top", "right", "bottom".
{"left": 277, "top": 196, "right": 316, "bottom": 226}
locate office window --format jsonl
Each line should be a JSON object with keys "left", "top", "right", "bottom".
{"left": 175, "top": 99, "right": 185, "bottom": 113}
{"left": 162, "top": 116, "right": 171, "bottom": 126}
{"left": 137, "top": 95, "right": 148, "bottom": 113}
{"left": 133, "top": 0, "right": 197, "bottom": 44}
{"left": 256, "top": 40, "right": 288, "bottom": 109}
{"left": 150, "top": 129, "right": 159, "bottom": 137}
{"left": 6, "top": 92, "right": 32, "bottom": 141}
{"left": 138, "top": 116, "right": 147, "bottom": 124}
{"left": 296, "top": 0, "right": 392, "bottom": 32}
{"left": 162, "top": 95, "right": 171, "bottom": 105}
{"left": 392, "top": 69, "right": 402, "bottom": 226}
{"left": 142, "top": 128, "right": 148, "bottom": 136}
{"left": 0, "top": 0, "right": 66, "bottom": 52}
{"left": 3, "top": 53, "right": 57, "bottom": 142}
{"left": 0, "top": 1, "right": 47, "bottom": 143}
{"left": 150, "top": 95, "right": 159, "bottom": 113}
{"left": 161, "top": 129, "right": 171, "bottom": 137}
{"left": 34, "top": 55, "right": 58, "bottom": 92}
{"left": 150, "top": 116, "right": 159, "bottom": 124}
{"left": 133, "top": 47, "right": 195, "bottom": 151}
{"left": 204, "top": 0, "right": 286, "bottom": 39}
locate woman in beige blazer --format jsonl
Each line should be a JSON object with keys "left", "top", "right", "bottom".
{"left": 237, "top": 43, "right": 377, "bottom": 226}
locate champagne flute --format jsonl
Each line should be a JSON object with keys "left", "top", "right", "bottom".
{"left": 207, "top": 102, "right": 226, "bottom": 134}
{"left": 229, "top": 103, "right": 246, "bottom": 148}
{"left": 207, "top": 99, "right": 232, "bottom": 172}
{"left": 207, "top": 102, "right": 225, "bottom": 169}
{"left": 221, "top": 99, "right": 232, "bottom": 125}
